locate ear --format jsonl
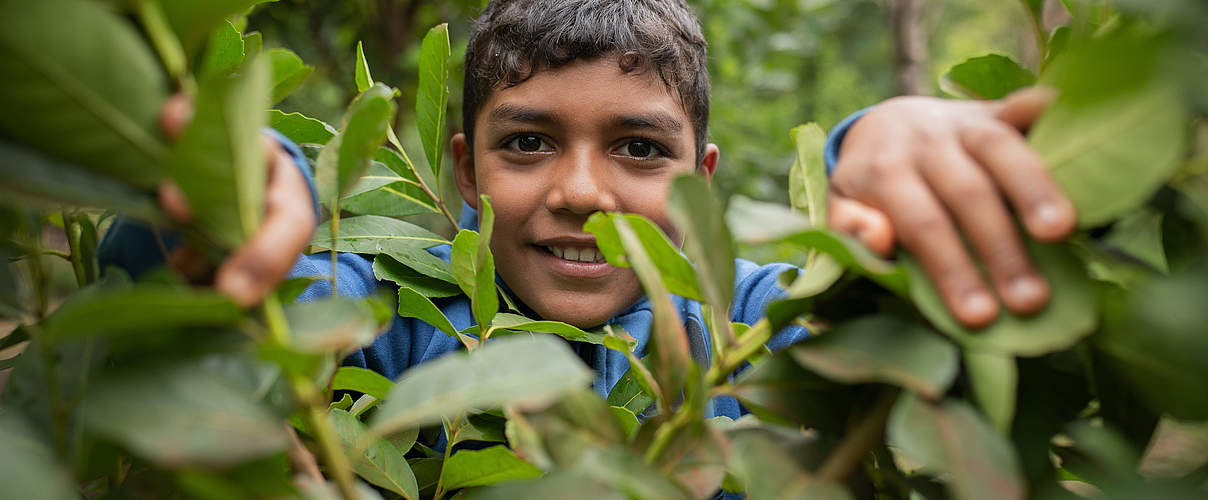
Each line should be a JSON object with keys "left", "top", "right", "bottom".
{"left": 699, "top": 143, "right": 719, "bottom": 184}
{"left": 451, "top": 133, "right": 479, "bottom": 209}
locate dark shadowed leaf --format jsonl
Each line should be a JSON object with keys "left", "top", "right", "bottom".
{"left": 330, "top": 408, "right": 418, "bottom": 499}
{"left": 82, "top": 361, "right": 290, "bottom": 467}
{"left": 285, "top": 297, "right": 380, "bottom": 354}
{"left": 1102, "top": 208, "right": 1168, "bottom": 273}
{"left": 610, "top": 406, "right": 640, "bottom": 439}
{"left": 0, "top": 414, "right": 77, "bottom": 500}
{"left": 370, "top": 335, "right": 592, "bottom": 436}
{"left": 267, "top": 48, "right": 313, "bottom": 104}
{"left": 199, "top": 20, "right": 245, "bottom": 79}
{"left": 964, "top": 350, "right": 1018, "bottom": 433}
{"left": 789, "top": 315, "right": 959, "bottom": 400}
{"left": 315, "top": 84, "right": 398, "bottom": 211}
{"left": 0, "top": 0, "right": 169, "bottom": 189}
{"left": 941, "top": 54, "right": 1036, "bottom": 100}
{"left": 416, "top": 24, "right": 451, "bottom": 179}
{"left": 440, "top": 446, "right": 542, "bottom": 490}
{"left": 465, "top": 471, "right": 626, "bottom": 500}
{"left": 905, "top": 239, "right": 1096, "bottom": 356}
{"left": 1030, "top": 32, "right": 1187, "bottom": 227}
{"left": 355, "top": 41, "right": 373, "bottom": 92}
{"left": 332, "top": 366, "right": 393, "bottom": 400}
{"left": 732, "top": 352, "right": 855, "bottom": 432}
{"left": 888, "top": 394, "right": 1025, "bottom": 500}
{"left": 726, "top": 425, "right": 851, "bottom": 500}
{"left": 268, "top": 110, "right": 336, "bottom": 145}
{"left": 1095, "top": 266, "right": 1208, "bottom": 419}
{"left": 167, "top": 56, "right": 271, "bottom": 249}
{"left": 0, "top": 140, "right": 161, "bottom": 220}
{"left": 43, "top": 284, "right": 243, "bottom": 342}
{"left": 374, "top": 254, "right": 460, "bottom": 297}
{"left": 606, "top": 363, "right": 657, "bottom": 416}
{"left": 584, "top": 212, "right": 702, "bottom": 301}
{"left": 571, "top": 446, "right": 693, "bottom": 500}
{"left": 311, "top": 215, "right": 446, "bottom": 254}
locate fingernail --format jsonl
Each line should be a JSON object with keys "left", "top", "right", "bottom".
{"left": 1007, "top": 275, "right": 1048, "bottom": 312}
{"left": 963, "top": 291, "right": 997, "bottom": 320}
{"left": 1034, "top": 203, "right": 1061, "bottom": 227}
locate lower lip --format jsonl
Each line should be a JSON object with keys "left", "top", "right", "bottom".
{"left": 538, "top": 247, "right": 614, "bottom": 279}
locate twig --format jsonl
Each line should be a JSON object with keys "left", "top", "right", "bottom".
{"left": 705, "top": 318, "right": 772, "bottom": 386}
{"left": 816, "top": 389, "right": 899, "bottom": 482}
{"left": 286, "top": 424, "right": 324, "bottom": 483}
{"left": 433, "top": 416, "right": 461, "bottom": 500}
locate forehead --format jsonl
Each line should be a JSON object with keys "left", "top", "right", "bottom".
{"left": 475, "top": 57, "right": 691, "bottom": 134}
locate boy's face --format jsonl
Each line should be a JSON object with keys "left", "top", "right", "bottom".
{"left": 453, "top": 57, "right": 719, "bottom": 328}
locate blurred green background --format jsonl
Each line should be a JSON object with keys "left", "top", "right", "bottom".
{"left": 248, "top": 0, "right": 1036, "bottom": 206}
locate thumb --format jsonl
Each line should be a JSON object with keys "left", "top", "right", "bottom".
{"left": 828, "top": 192, "right": 895, "bottom": 257}
{"left": 992, "top": 86, "right": 1058, "bottom": 132}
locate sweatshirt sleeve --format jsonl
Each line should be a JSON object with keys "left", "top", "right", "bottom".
{"left": 730, "top": 259, "right": 810, "bottom": 351}
{"left": 823, "top": 107, "right": 871, "bottom": 176}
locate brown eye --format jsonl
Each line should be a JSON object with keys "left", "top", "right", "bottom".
{"left": 626, "top": 140, "right": 654, "bottom": 158}
{"left": 515, "top": 135, "right": 542, "bottom": 152}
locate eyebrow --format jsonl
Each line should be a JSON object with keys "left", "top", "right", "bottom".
{"left": 612, "top": 112, "right": 684, "bottom": 134}
{"left": 487, "top": 104, "right": 559, "bottom": 126}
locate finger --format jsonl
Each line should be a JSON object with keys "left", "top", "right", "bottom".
{"left": 874, "top": 172, "right": 1000, "bottom": 327}
{"left": 960, "top": 120, "right": 1076, "bottom": 242}
{"left": 989, "top": 86, "right": 1057, "bottom": 132}
{"left": 157, "top": 181, "right": 194, "bottom": 223}
{"left": 215, "top": 145, "right": 315, "bottom": 307}
{"left": 159, "top": 93, "right": 193, "bottom": 141}
{"left": 828, "top": 192, "right": 895, "bottom": 257}
{"left": 920, "top": 145, "right": 1050, "bottom": 315}
{"left": 166, "top": 245, "right": 211, "bottom": 284}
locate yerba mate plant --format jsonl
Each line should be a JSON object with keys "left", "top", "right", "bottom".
{"left": 1, "top": 1, "right": 1206, "bottom": 499}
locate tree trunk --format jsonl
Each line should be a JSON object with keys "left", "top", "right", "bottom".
{"left": 888, "top": 0, "right": 929, "bottom": 96}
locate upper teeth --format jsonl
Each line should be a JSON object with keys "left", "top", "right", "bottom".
{"left": 548, "top": 246, "right": 604, "bottom": 263}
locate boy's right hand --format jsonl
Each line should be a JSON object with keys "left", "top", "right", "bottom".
{"left": 157, "top": 94, "right": 316, "bottom": 307}
{"left": 825, "top": 88, "right": 1076, "bottom": 328}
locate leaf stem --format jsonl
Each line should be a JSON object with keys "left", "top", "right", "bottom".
{"left": 63, "top": 211, "right": 88, "bottom": 287}
{"left": 262, "top": 295, "right": 359, "bottom": 500}
{"left": 329, "top": 210, "right": 340, "bottom": 295}
{"left": 433, "top": 416, "right": 461, "bottom": 500}
{"left": 816, "top": 389, "right": 898, "bottom": 482}
{"left": 388, "top": 130, "right": 460, "bottom": 232}
{"left": 705, "top": 318, "right": 772, "bottom": 386}
{"left": 643, "top": 407, "right": 695, "bottom": 464}
{"left": 10, "top": 250, "right": 71, "bottom": 262}
{"left": 133, "top": 0, "right": 187, "bottom": 81}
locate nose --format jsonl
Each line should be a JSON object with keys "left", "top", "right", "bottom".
{"left": 545, "top": 144, "right": 619, "bottom": 215}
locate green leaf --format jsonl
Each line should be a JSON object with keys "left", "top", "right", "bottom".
{"left": 726, "top": 426, "right": 852, "bottom": 500}
{"left": 267, "top": 48, "right": 314, "bottom": 104}
{"left": 490, "top": 313, "right": 609, "bottom": 344}
{"left": 242, "top": 31, "right": 263, "bottom": 57}
{"left": 940, "top": 54, "right": 1036, "bottom": 100}
{"left": 160, "top": 0, "right": 275, "bottom": 54}
{"left": 0, "top": 139, "right": 161, "bottom": 220}
{"left": 440, "top": 446, "right": 542, "bottom": 490}
{"left": 789, "top": 315, "right": 959, "bottom": 400}
{"left": 0, "top": 414, "right": 78, "bottom": 500}
{"left": 396, "top": 285, "right": 468, "bottom": 345}
{"left": 332, "top": 366, "right": 393, "bottom": 400}
{"left": 387, "top": 246, "right": 458, "bottom": 284}
{"left": 355, "top": 41, "right": 374, "bottom": 93}
{"left": 316, "top": 84, "right": 398, "bottom": 212}
{"left": 605, "top": 364, "right": 656, "bottom": 416}
{"left": 285, "top": 297, "right": 381, "bottom": 354}
{"left": 904, "top": 240, "right": 1097, "bottom": 356}
{"left": 167, "top": 55, "right": 271, "bottom": 249}
{"left": 43, "top": 284, "right": 243, "bottom": 342}
{"left": 1096, "top": 266, "right": 1208, "bottom": 419}
{"left": 669, "top": 175, "right": 736, "bottom": 319}
{"left": 1102, "top": 208, "right": 1168, "bottom": 273}
{"left": 584, "top": 212, "right": 702, "bottom": 301}
{"left": 199, "top": 20, "right": 245, "bottom": 79}
{"left": 888, "top": 394, "right": 1025, "bottom": 500}
{"left": 268, "top": 110, "right": 336, "bottom": 146}
{"left": 776, "top": 229, "right": 910, "bottom": 294}
{"left": 329, "top": 408, "right": 419, "bottom": 499}
{"left": 963, "top": 350, "right": 1018, "bottom": 433}
{"left": 0, "top": 0, "right": 169, "bottom": 189}
{"left": 374, "top": 255, "right": 460, "bottom": 297}
{"left": 570, "top": 447, "right": 694, "bottom": 500}
{"left": 416, "top": 23, "right": 451, "bottom": 179}
{"left": 1030, "top": 32, "right": 1188, "bottom": 227}
{"left": 82, "top": 361, "right": 290, "bottom": 466}
{"left": 341, "top": 161, "right": 440, "bottom": 217}
{"left": 725, "top": 196, "right": 813, "bottom": 244}
{"left": 788, "top": 123, "right": 829, "bottom": 227}
{"left": 311, "top": 215, "right": 447, "bottom": 254}
{"left": 464, "top": 472, "right": 626, "bottom": 500}
{"left": 451, "top": 196, "right": 499, "bottom": 329}
{"left": 370, "top": 335, "right": 593, "bottom": 436}
{"left": 609, "top": 406, "right": 640, "bottom": 439}
{"left": 610, "top": 215, "right": 694, "bottom": 402}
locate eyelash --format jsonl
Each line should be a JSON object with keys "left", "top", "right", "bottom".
{"left": 498, "top": 133, "right": 670, "bottom": 159}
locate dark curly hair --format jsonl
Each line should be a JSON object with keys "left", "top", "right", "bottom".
{"left": 462, "top": 0, "right": 711, "bottom": 162}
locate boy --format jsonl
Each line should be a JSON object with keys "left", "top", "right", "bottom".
{"left": 113, "top": 0, "right": 1075, "bottom": 417}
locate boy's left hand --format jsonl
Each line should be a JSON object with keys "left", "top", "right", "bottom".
{"left": 827, "top": 88, "right": 1077, "bottom": 328}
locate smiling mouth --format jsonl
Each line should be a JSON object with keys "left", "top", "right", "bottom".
{"left": 543, "top": 245, "right": 606, "bottom": 263}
